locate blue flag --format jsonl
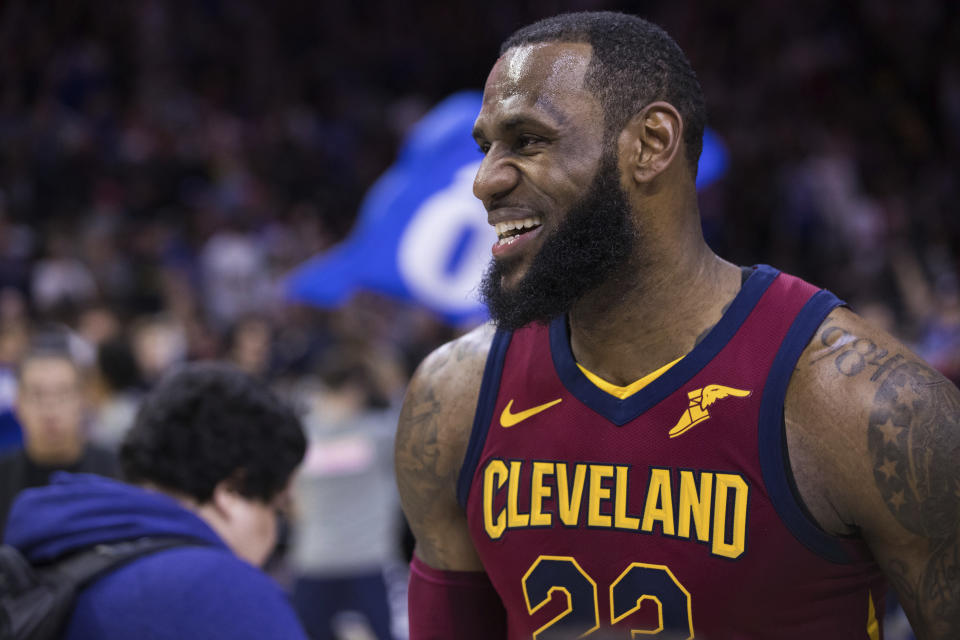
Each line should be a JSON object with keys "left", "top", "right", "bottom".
{"left": 285, "top": 91, "right": 727, "bottom": 325}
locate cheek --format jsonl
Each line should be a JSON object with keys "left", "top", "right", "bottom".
{"left": 260, "top": 510, "right": 278, "bottom": 548}
{"left": 233, "top": 503, "right": 278, "bottom": 566}
{"left": 250, "top": 508, "right": 278, "bottom": 562}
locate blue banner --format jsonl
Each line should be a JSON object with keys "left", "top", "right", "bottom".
{"left": 285, "top": 91, "right": 727, "bottom": 325}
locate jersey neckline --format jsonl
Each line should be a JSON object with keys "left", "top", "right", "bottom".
{"left": 548, "top": 264, "right": 779, "bottom": 426}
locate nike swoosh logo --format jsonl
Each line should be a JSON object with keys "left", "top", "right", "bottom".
{"left": 500, "top": 398, "right": 563, "bottom": 428}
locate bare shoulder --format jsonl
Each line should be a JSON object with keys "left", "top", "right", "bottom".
{"left": 394, "top": 322, "right": 496, "bottom": 570}
{"left": 396, "top": 322, "right": 496, "bottom": 478}
{"left": 786, "top": 306, "right": 960, "bottom": 638}
{"left": 786, "top": 306, "right": 920, "bottom": 453}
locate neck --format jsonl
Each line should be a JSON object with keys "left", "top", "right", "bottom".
{"left": 25, "top": 441, "right": 84, "bottom": 467}
{"left": 568, "top": 240, "right": 741, "bottom": 386}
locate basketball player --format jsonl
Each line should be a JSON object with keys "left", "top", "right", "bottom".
{"left": 395, "top": 12, "right": 960, "bottom": 640}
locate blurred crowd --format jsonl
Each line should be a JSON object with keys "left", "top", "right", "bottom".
{"left": 0, "top": 0, "right": 958, "bottom": 637}
{"left": 0, "top": 0, "right": 957, "bottom": 394}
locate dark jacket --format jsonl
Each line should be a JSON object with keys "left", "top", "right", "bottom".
{"left": 4, "top": 473, "right": 308, "bottom": 640}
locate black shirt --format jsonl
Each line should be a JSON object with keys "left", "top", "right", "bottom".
{"left": 0, "top": 446, "right": 118, "bottom": 539}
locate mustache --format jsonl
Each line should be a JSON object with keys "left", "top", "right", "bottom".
{"left": 484, "top": 196, "right": 547, "bottom": 215}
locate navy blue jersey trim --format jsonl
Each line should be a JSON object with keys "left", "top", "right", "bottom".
{"left": 758, "top": 288, "right": 850, "bottom": 563}
{"left": 549, "top": 264, "right": 779, "bottom": 426}
{"left": 457, "top": 329, "right": 513, "bottom": 509}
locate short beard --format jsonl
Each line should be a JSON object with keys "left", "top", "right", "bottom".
{"left": 479, "top": 155, "right": 637, "bottom": 330}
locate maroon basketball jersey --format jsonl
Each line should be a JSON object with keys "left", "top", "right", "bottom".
{"left": 458, "top": 266, "right": 887, "bottom": 639}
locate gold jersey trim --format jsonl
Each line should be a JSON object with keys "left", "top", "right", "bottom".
{"left": 577, "top": 356, "right": 684, "bottom": 399}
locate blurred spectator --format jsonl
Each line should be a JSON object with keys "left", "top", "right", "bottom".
{"left": 75, "top": 303, "right": 122, "bottom": 347}
{"left": 0, "top": 342, "right": 117, "bottom": 536}
{"left": 201, "top": 224, "right": 275, "bottom": 330}
{"left": 0, "top": 0, "right": 952, "bottom": 381}
{"left": 0, "top": 207, "right": 34, "bottom": 296}
{"left": 227, "top": 314, "right": 275, "bottom": 379}
{"left": 891, "top": 247, "right": 960, "bottom": 384}
{"left": 30, "top": 229, "right": 99, "bottom": 314}
{"left": 87, "top": 333, "right": 146, "bottom": 450}
{"left": 0, "top": 289, "right": 30, "bottom": 453}
{"left": 916, "top": 290, "right": 960, "bottom": 384}
{"left": 288, "top": 344, "right": 407, "bottom": 640}
{"left": 129, "top": 313, "right": 188, "bottom": 384}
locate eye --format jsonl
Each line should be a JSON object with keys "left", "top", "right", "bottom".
{"left": 516, "top": 134, "right": 544, "bottom": 151}
{"left": 476, "top": 141, "right": 491, "bottom": 155}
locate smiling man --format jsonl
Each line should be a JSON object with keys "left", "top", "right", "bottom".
{"left": 395, "top": 11, "right": 960, "bottom": 640}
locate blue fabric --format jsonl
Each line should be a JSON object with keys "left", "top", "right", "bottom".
{"left": 293, "top": 571, "right": 393, "bottom": 640}
{"left": 0, "top": 410, "right": 21, "bottom": 455}
{"left": 5, "top": 473, "right": 308, "bottom": 640}
{"left": 285, "top": 91, "right": 493, "bottom": 326}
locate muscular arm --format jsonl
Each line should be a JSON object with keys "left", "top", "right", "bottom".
{"left": 786, "top": 307, "right": 960, "bottom": 639}
{"left": 394, "top": 324, "right": 495, "bottom": 570}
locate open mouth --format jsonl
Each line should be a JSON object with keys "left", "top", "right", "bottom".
{"left": 494, "top": 216, "right": 542, "bottom": 247}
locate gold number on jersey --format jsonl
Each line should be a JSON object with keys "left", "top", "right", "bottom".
{"left": 521, "top": 556, "right": 694, "bottom": 638}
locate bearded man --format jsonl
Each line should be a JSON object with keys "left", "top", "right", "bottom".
{"left": 396, "top": 11, "right": 960, "bottom": 640}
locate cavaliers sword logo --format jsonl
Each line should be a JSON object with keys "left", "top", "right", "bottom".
{"left": 669, "top": 385, "right": 752, "bottom": 438}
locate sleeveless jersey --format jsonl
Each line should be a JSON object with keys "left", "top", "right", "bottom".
{"left": 457, "top": 265, "right": 887, "bottom": 640}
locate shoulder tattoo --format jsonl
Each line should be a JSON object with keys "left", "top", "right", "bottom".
{"left": 395, "top": 330, "right": 491, "bottom": 516}
{"left": 396, "top": 369, "right": 449, "bottom": 521}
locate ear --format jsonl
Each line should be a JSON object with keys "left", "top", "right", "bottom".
{"left": 618, "top": 101, "right": 684, "bottom": 185}
{"left": 209, "top": 480, "right": 235, "bottom": 521}
{"left": 209, "top": 473, "right": 245, "bottom": 521}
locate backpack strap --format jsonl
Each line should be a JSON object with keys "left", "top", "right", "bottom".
{"left": 0, "top": 544, "right": 36, "bottom": 594}
{"left": 1, "top": 537, "right": 204, "bottom": 640}
{"left": 48, "top": 536, "right": 202, "bottom": 589}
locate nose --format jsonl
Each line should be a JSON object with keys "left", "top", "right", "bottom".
{"left": 473, "top": 145, "right": 518, "bottom": 207}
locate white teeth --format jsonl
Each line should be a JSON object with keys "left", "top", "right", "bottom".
{"left": 494, "top": 216, "right": 542, "bottom": 239}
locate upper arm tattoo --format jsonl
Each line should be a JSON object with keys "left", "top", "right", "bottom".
{"left": 867, "top": 361, "right": 960, "bottom": 638}
{"left": 395, "top": 366, "right": 463, "bottom": 568}
{"left": 808, "top": 321, "right": 904, "bottom": 381}
{"left": 395, "top": 381, "right": 445, "bottom": 517}
{"left": 807, "top": 317, "right": 960, "bottom": 638}
{"left": 395, "top": 347, "right": 454, "bottom": 523}
{"left": 394, "top": 331, "right": 491, "bottom": 568}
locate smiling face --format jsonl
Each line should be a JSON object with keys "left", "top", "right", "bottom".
{"left": 473, "top": 43, "right": 606, "bottom": 283}
{"left": 473, "top": 42, "right": 639, "bottom": 328}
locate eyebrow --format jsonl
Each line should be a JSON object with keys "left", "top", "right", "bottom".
{"left": 472, "top": 112, "right": 564, "bottom": 141}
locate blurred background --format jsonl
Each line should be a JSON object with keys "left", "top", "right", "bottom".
{"left": 0, "top": 0, "right": 957, "bottom": 638}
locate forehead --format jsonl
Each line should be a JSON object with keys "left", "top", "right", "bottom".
{"left": 20, "top": 356, "right": 78, "bottom": 386}
{"left": 476, "top": 42, "right": 598, "bottom": 131}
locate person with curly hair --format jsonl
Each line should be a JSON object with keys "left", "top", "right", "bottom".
{"left": 3, "top": 361, "right": 309, "bottom": 639}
